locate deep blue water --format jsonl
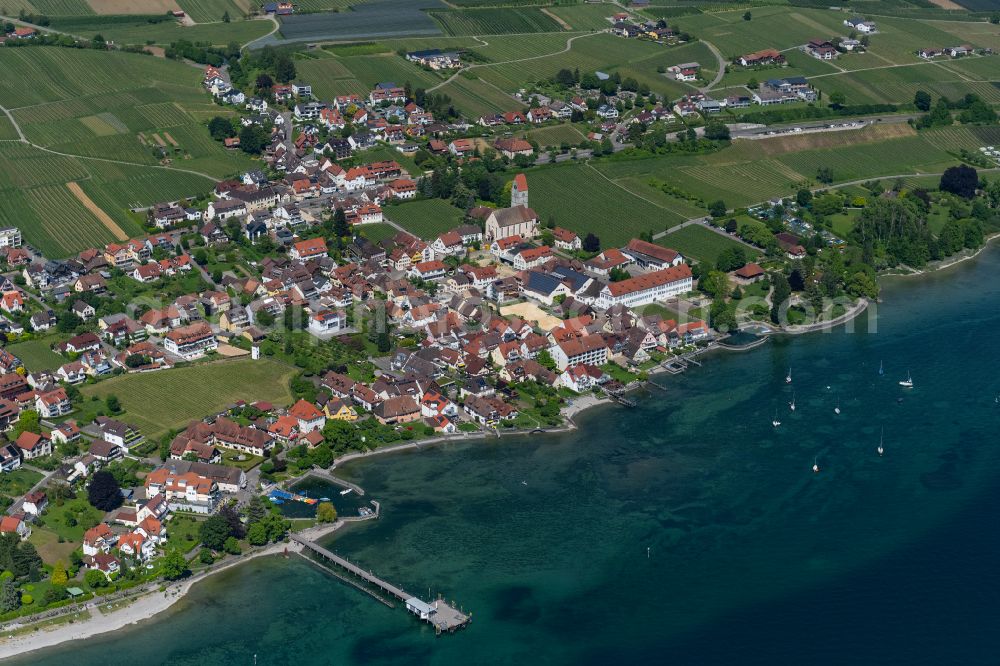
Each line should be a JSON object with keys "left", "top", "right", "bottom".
{"left": 23, "top": 246, "right": 1000, "bottom": 665}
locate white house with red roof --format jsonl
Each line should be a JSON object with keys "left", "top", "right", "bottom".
{"left": 290, "top": 237, "right": 328, "bottom": 261}
{"left": 289, "top": 399, "right": 326, "bottom": 433}
{"left": 595, "top": 264, "right": 693, "bottom": 309}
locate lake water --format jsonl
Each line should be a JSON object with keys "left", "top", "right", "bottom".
{"left": 24, "top": 247, "right": 1000, "bottom": 665}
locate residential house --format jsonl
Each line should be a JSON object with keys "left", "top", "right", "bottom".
{"left": 14, "top": 431, "right": 52, "bottom": 460}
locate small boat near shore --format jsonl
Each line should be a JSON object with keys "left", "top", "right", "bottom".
{"left": 340, "top": 488, "right": 353, "bottom": 496}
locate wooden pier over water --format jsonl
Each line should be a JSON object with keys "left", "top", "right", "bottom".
{"left": 290, "top": 534, "right": 471, "bottom": 634}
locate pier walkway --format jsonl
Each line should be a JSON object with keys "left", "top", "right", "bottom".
{"left": 290, "top": 534, "right": 470, "bottom": 634}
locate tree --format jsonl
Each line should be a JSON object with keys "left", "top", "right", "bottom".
{"left": 316, "top": 502, "right": 337, "bottom": 523}
{"left": 704, "top": 121, "right": 730, "bottom": 141}
{"left": 87, "top": 471, "right": 123, "bottom": 511}
{"left": 796, "top": 188, "right": 813, "bottom": 207}
{"left": 555, "top": 68, "right": 575, "bottom": 87}
{"left": 223, "top": 536, "right": 242, "bottom": 555}
{"left": 200, "top": 515, "right": 232, "bottom": 551}
{"left": 247, "top": 522, "right": 268, "bottom": 546}
{"left": 243, "top": 495, "right": 268, "bottom": 525}
{"left": 219, "top": 503, "right": 245, "bottom": 539}
{"left": 310, "top": 444, "right": 334, "bottom": 469}
{"left": 238, "top": 125, "right": 268, "bottom": 155}
{"left": 828, "top": 91, "right": 846, "bottom": 108}
{"left": 914, "top": 90, "right": 932, "bottom": 112}
{"left": 770, "top": 272, "right": 791, "bottom": 324}
{"left": 715, "top": 246, "right": 747, "bottom": 272}
{"left": 50, "top": 561, "right": 68, "bottom": 585}
{"left": 0, "top": 579, "right": 19, "bottom": 612}
{"left": 222, "top": 10, "right": 230, "bottom": 22}
{"left": 57, "top": 312, "right": 81, "bottom": 333}
{"left": 708, "top": 200, "right": 727, "bottom": 218}
{"left": 105, "top": 394, "right": 121, "bottom": 414}
{"left": 12, "top": 410, "right": 40, "bottom": 439}
{"left": 816, "top": 166, "right": 834, "bottom": 184}
{"left": 940, "top": 164, "right": 978, "bottom": 199}
{"left": 274, "top": 54, "right": 296, "bottom": 83}
{"left": 582, "top": 233, "right": 600, "bottom": 253}
{"left": 84, "top": 568, "right": 107, "bottom": 589}
{"left": 161, "top": 549, "right": 189, "bottom": 581}
{"left": 743, "top": 11, "right": 752, "bottom": 20}
{"left": 255, "top": 73, "right": 273, "bottom": 93}
{"left": 332, "top": 207, "right": 350, "bottom": 238}
{"left": 700, "top": 270, "right": 729, "bottom": 299}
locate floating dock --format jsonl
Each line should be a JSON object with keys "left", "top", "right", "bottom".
{"left": 291, "top": 534, "right": 471, "bottom": 634}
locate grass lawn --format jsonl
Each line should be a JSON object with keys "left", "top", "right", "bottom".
{"left": 355, "top": 223, "right": 397, "bottom": 243}
{"left": 166, "top": 514, "right": 204, "bottom": 554}
{"left": 828, "top": 209, "right": 861, "bottom": 238}
{"left": 221, "top": 452, "right": 264, "bottom": 471}
{"left": 659, "top": 224, "right": 760, "bottom": 266}
{"left": 0, "top": 468, "right": 42, "bottom": 498}
{"left": 383, "top": 199, "right": 466, "bottom": 240}
{"left": 80, "top": 358, "right": 298, "bottom": 438}
{"left": 28, "top": 527, "right": 78, "bottom": 566}
{"left": 42, "top": 498, "right": 104, "bottom": 543}
{"left": 7, "top": 338, "right": 66, "bottom": 372}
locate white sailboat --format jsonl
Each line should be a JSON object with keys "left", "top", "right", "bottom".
{"left": 772, "top": 410, "right": 781, "bottom": 428}
{"left": 877, "top": 428, "right": 884, "bottom": 457}
{"left": 789, "top": 391, "right": 796, "bottom": 411}
{"left": 812, "top": 457, "right": 820, "bottom": 473}
{"left": 834, "top": 396, "right": 841, "bottom": 415}
{"left": 785, "top": 368, "right": 792, "bottom": 384}
{"left": 899, "top": 371, "right": 913, "bottom": 388}
{"left": 878, "top": 360, "right": 884, "bottom": 376}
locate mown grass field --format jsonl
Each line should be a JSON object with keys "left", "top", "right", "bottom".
{"left": 356, "top": 222, "right": 397, "bottom": 243}
{"left": 7, "top": 338, "right": 66, "bottom": 372}
{"left": 383, "top": 198, "right": 466, "bottom": 239}
{"left": 81, "top": 358, "right": 298, "bottom": 438}
{"left": 521, "top": 123, "right": 587, "bottom": 147}
{"left": 658, "top": 224, "right": 759, "bottom": 266}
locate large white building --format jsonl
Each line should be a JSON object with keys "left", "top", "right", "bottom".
{"left": 0, "top": 227, "right": 22, "bottom": 249}
{"left": 551, "top": 333, "right": 608, "bottom": 371}
{"left": 594, "top": 264, "right": 693, "bottom": 309}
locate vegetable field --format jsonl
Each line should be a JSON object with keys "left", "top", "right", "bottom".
{"left": 81, "top": 358, "right": 298, "bottom": 438}
{"left": 278, "top": 0, "right": 444, "bottom": 42}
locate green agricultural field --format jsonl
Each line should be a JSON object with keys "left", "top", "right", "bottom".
{"left": 0, "top": 47, "right": 252, "bottom": 255}
{"left": 680, "top": 6, "right": 847, "bottom": 59}
{"left": 383, "top": 199, "right": 466, "bottom": 239}
{"left": 175, "top": 0, "right": 247, "bottom": 24}
{"left": 547, "top": 3, "right": 616, "bottom": 31}
{"left": 54, "top": 18, "right": 274, "bottom": 47}
{"left": 81, "top": 358, "right": 298, "bottom": 438}
{"left": 0, "top": 114, "right": 17, "bottom": 141}
{"left": 524, "top": 163, "right": 685, "bottom": 246}
{"left": 828, "top": 209, "right": 861, "bottom": 238}
{"left": 658, "top": 224, "right": 759, "bottom": 266}
{"left": 435, "top": 74, "right": 520, "bottom": 117}
{"left": 521, "top": 123, "right": 587, "bottom": 147}
{"left": 29, "top": 0, "right": 94, "bottom": 14}
{"left": 429, "top": 8, "right": 564, "bottom": 36}
{"left": 7, "top": 338, "right": 66, "bottom": 372}
{"left": 295, "top": 0, "right": 356, "bottom": 11}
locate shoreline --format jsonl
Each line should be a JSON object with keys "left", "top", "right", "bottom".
{"left": 0, "top": 521, "right": 343, "bottom": 661}
{"left": 881, "top": 232, "right": 1000, "bottom": 278}
{"left": 6, "top": 241, "right": 996, "bottom": 659}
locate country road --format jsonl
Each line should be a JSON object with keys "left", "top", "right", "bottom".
{"left": 698, "top": 40, "right": 727, "bottom": 92}
{"left": 0, "top": 103, "right": 220, "bottom": 182}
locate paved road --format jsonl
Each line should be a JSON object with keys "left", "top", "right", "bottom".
{"left": 698, "top": 40, "right": 727, "bottom": 92}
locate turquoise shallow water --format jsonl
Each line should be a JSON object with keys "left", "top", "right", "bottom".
{"left": 23, "top": 247, "right": 1000, "bottom": 665}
